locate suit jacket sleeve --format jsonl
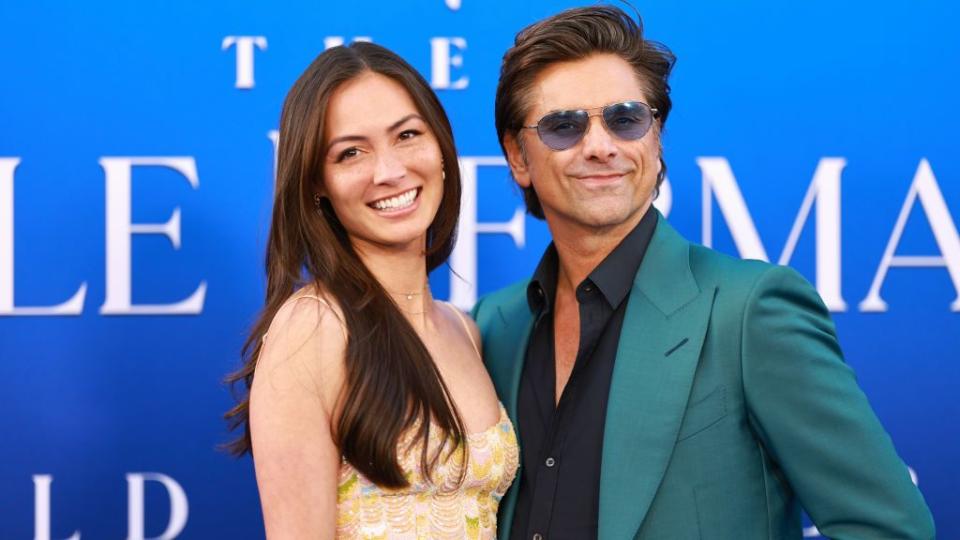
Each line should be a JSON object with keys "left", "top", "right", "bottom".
{"left": 741, "top": 265, "right": 935, "bottom": 539}
{"left": 470, "top": 295, "right": 490, "bottom": 342}
{"left": 469, "top": 296, "right": 485, "bottom": 322}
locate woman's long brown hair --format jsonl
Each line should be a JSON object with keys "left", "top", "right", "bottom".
{"left": 224, "top": 42, "right": 465, "bottom": 488}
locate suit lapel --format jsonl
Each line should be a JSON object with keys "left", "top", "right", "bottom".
{"left": 598, "top": 215, "right": 717, "bottom": 540}
{"left": 484, "top": 293, "right": 534, "bottom": 421}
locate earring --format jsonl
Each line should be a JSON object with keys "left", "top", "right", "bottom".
{"left": 313, "top": 193, "right": 322, "bottom": 210}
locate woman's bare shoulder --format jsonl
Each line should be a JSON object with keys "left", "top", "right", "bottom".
{"left": 439, "top": 301, "right": 483, "bottom": 358}
{"left": 285, "top": 284, "right": 347, "bottom": 328}
{"left": 253, "top": 285, "right": 348, "bottom": 414}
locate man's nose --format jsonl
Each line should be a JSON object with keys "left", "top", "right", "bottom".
{"left": 579, "top": 115, "right": 618, "bottom": 161}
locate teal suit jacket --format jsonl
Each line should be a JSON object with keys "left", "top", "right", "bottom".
{"left": 472, "top": 214, "right": 934, "bottom": 540}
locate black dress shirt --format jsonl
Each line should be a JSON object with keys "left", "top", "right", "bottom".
{"left": 510, "top": 208, "right": 657, "bottom": 540}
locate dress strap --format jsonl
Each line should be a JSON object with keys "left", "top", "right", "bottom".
{"left": 262, "top": 293, "right": 340, "bottom": 343}
{"left": 297, "top": 294, "right": 332, "bottom": 308}
{"left": 297, "top": 294, "right": 347, "bottom": 334}
{"left": 443, "top": 301, "right": 482, "bottom": 359}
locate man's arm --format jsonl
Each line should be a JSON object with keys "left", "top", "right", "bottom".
{"left": 470, "top": 294, "right": 491, "bottom": 356}
{"left": 741, "top": 265, "right": 935, "bottom": 539}
{"left": 469, "top": 295, "right": 485, "bottom": 321}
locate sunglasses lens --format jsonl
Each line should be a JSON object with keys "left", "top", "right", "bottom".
{"left": 602, "top": 102, "right": 653, "bottom": 140}
{"left": 537, "top": 111, "right": 588, "bottom": 150}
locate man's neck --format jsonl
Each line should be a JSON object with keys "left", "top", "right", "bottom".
{"left": 550, "top": 202, "right": 651, "bottom": 295}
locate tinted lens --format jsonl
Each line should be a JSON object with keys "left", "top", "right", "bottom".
{"left": 536, "top": 110, "right": 589, "bottom": 150}
{"left": 602, "top": 102, "right": 653, "bottom": 140}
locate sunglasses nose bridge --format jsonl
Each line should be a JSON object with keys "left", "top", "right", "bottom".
{"left": 582, "top": 112, "right": 605, "bottom": 134}
{"left": 579, "top": 113, "right": 620, "bottom": 155}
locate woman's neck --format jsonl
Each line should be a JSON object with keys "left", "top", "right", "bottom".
{"left": 353, "top": 238, "right": 434, "bottom": 329}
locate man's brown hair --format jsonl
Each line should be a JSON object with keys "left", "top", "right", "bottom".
{"left": 495, "top": 5, "right": 676, "bottom": 218}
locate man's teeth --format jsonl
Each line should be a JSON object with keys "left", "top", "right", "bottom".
{"left": 371, "top": 188, "right": 418, "bottom": 211}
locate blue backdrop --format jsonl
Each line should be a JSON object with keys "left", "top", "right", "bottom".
{"left": 1, "top": 1, "right": 957, "bottom": 538}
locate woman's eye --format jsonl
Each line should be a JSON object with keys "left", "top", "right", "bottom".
{"left": 336, "top": 147, "right": 359, "bottom": 162}
{"left": 398, "top": 129, "right": 422, "bottom": 141}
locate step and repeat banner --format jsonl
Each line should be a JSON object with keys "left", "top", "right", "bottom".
{"left": 1, "top": 1, "right": 957, "bottom": 538}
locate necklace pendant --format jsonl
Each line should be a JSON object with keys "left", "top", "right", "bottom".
{"left": 406, "top": 294, "right": 414, "bottom": 300}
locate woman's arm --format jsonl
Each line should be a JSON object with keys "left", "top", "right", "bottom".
{"left": 249, "top": 295, "right": 348, "bottom": 540}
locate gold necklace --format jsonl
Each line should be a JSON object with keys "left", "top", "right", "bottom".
{"left": 386, "top": 283, "right": 429, "bottom": 314}
{"left": 395, "top": 304, "right": 427, "bottom": 315}
{"left": 386, "top": 283, "right": 428, "bottom": 301}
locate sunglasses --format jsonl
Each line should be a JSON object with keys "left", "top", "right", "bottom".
{"left": 522, "top": 101, "right": 660, "bottom": 151}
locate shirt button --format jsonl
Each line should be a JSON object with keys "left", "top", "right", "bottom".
{"left": 533, "top": 534, "right": 544, "bottom": 540}
{"left": 583, "top": 284, "right": 593, "bottom": 292}
{"left": 545, "top": 457, "right": 556, "bottom": 467}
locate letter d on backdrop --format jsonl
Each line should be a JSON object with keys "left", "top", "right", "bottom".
{"left": 126, "top": 473, "right": 188, "bottom": 540}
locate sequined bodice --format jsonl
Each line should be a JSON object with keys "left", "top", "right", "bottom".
{"left": 336, "top": 404, "right": 519, "bottom": 539}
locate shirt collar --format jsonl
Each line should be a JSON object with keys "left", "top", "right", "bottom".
{"left": 588, "top": 206, "right": 657, "bottom": 310}
{"left": 527, "top": 243, "right": 559, "bottom": 315}
{"left": 527, "top": 205, "right": 658, "bottom": 313}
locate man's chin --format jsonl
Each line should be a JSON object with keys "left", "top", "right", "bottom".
{"left": 553, "top": 207, "right": 642, "bottom": 233}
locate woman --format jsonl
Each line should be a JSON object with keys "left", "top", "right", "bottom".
{"left": 224, "top": 43, "right": 518, "bottom": 538}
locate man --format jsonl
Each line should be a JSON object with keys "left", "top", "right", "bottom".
{"left": 472, "top": 6, "right": 935, "bottom": 540}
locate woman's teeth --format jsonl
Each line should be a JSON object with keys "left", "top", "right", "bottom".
{"left": 371, "top": 188, "right": 418, "bottom": 211}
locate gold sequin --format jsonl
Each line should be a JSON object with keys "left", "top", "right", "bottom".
{"left": 336, "top": 404, "right": 519, "bottom": 539}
